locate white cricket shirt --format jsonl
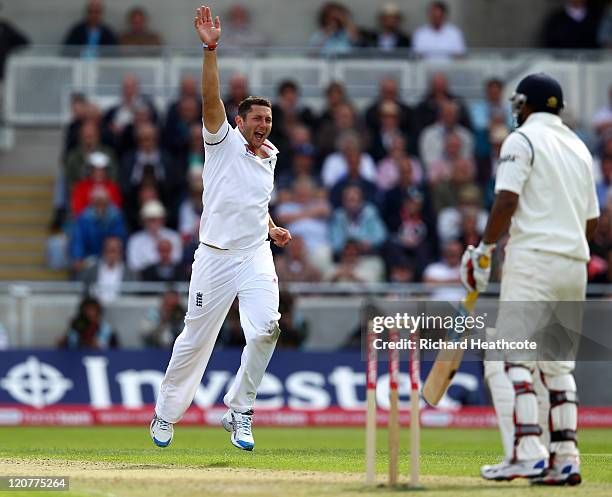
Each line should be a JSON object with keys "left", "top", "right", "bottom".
{"left": 495, "top": 113, "right": 599, "bottom": 262}
{"left": 200, "top": 119, "right": 278, "bottom": 250}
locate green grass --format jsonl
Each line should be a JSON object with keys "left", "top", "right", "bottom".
{"left": 0, "top": 427, "right": 610, "bottom": 497}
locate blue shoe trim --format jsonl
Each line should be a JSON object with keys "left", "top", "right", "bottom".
{"left": 561, "top": 465, "right": 572, "bottom": 474}
{"left": 153, "top": 437, "right": 171, "bottom": 447}
{"left": 236, "top": 439, "right": 254, "bottom": 450}
{"left": 534, "top": 459, "right": 546, "bottom": 469}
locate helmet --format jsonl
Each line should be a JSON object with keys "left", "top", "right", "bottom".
{"left": 510, "top": 73, "right": 565, "bottom": 118}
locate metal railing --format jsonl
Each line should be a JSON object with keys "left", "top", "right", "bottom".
{"left": 3, "top": 45, "right": 611, "bottom": 128}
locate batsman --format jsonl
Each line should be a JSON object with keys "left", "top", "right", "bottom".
{"left": 460, "top": 73, "right": 599, "bottom": 485}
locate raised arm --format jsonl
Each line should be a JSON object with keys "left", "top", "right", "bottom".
{"left": 194, "top": 6, "right": 225, "bottom": 133}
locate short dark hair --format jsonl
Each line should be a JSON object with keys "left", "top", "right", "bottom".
{"left": 237, "top": 96, "right": 272, "bottom": 119}
{"left": 431, "top": 1, "right": 448, "bottom": 13}
{"left": 128, "top": 6, "right": 147, "bottom": 19}
{"left": 486, "top": 78, "right": 504, "bottom": 89}
{"left": 277, "top": 80, "right": 299, "bottom": 96}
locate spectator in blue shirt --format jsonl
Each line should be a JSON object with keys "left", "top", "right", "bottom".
{"left": 69, "top": 186, "right": 127, "bottom": 274}
{"left": 309, "top": 2, "right": 362, "bottom": 56}
{"left": 62, "top": 0, "right": 118, "bottom": 57}
{"left": 469, "top": 78, "right": 512, "bottom": 159}
{"left": 330, "top": 184, "right": 387, "bottom": 255}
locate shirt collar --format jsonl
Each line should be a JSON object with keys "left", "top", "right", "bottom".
{"left": 235, "top": 126, "right": 279, "bottom": 157}
{"left": 525, "top": 112, "right": 563, "bottom": 126}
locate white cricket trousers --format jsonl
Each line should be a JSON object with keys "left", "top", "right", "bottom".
{"left": 156, "top": 241, "right": 281, "bottom": 423}
{"left": 494, "top": 247, "right": 585, "bottom": 461}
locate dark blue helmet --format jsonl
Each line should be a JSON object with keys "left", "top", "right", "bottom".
{"left": 510, "top": 73, "right": 565, "bottom": 118}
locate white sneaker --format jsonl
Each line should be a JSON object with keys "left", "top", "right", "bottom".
{"left": 531, "top": 455, "right": 581, "bottom": 486}
{"left": 481, "top": 458, "right": 547, "bottom": 481}
{"left": 150, "top": 413, "right": 174, "bottom": 447}
{"left": 221, "top": 409, "right": 255, "bottom": 451}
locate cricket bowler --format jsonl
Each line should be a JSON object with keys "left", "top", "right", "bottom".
{"left": 460, "top": 73, "right": 599, "bottom": 484}
{"left": 150, "top": 5, "right": 292, "bottom": 451}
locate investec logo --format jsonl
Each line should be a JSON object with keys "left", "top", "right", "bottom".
{"left": 1, "top": 356, "right": 480, "bottom": 409}
{"left": 0, "top": 357, "right": 73, "bottom": 408}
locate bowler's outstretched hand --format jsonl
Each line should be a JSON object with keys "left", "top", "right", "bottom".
{"left": 195, "top": 5, "right": 221, "bottom": 45}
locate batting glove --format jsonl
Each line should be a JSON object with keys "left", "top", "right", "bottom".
{"left": 460, "top": 241, "right": 496, "bottom": 293}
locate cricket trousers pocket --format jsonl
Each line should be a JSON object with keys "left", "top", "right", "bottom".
{"left": 497, "top": 247, "right": 586, "bottom": 373}
{"left": 156, "top": 241, "right": 281, "bottom": 423}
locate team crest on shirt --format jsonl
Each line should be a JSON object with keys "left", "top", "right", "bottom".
{"left": 195, "top": 292, "right": 203, "bottom": 307}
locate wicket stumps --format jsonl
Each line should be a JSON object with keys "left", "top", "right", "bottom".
{"left": 365, "top": 324, "right": 421, "bottom": 487}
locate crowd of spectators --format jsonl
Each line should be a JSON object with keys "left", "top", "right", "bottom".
{"left": 48, "top": 62, "right": 612, "bottom": 299}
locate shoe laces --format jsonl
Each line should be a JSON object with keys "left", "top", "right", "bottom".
{"left": 156, "top": 415, "right": 171, "bottom": 430}
{"left": 234, "top": 412, "right": 252, "bottom": 436}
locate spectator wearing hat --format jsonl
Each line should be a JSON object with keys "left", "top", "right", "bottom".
{"left": 69, "top": 186, "right": 128, "bottom": 274}
{"left": 64, "top": 120, "right": 118, "bottom": 202}
{"left": 411, "top": 1, "right": 466, "bottom": 60}
{"left": 81, "top": 236, "right": 137, "bottom": 304}
{"left": 62, "top": 0, "right": 117, "bottom": 57}
{"left": 71, "top": 151, "right": 123, "bottom": 216}
{"left": 126, "top": 200, "right": 182, "bottom": 273}
{"left": 118, "top": 6, "right": 163, "bottom": 50}
{"left": 363, "top": 3, "right": 411, "bottom": 52}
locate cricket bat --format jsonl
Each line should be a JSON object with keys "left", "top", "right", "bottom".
{"left": 422, "top": 290, "right": 479, "bottom": 406}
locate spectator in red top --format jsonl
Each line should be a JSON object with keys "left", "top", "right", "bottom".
{"left": 71, "top": 152, "right": 122, "bottom": 216}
